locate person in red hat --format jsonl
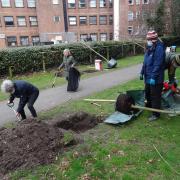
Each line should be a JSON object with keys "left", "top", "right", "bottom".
{"left": 140, "top": 30, "right": 166, "bottom": 121}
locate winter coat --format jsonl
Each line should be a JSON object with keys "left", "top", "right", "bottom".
{"left": 140, "top": 40, "right": 165, "bottom": 84}
{"left": 9, "top": 80, "right": 39, "bottom": 113}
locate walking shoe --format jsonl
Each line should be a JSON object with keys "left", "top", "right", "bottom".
{"left": 148, "top": 115, "right": 159, "bottom": 121}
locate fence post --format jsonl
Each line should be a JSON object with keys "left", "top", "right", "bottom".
{"left": 8, "top": 66, "right": 13, "bottom": 78}
{"left": 133, "top": 44, "right": 136, "bottom": 55}
{"left": 121, "top": 44, "right": 124, "bottom": 57}
{"left": 41, "top": 52, "right": 46, "bottom": 72}
{"left": 89, "top": 51, "right": 93, "bottom": 63}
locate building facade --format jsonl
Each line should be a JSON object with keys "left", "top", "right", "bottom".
{"left": 0, "top": 0, "right": 172, "bottom": 48}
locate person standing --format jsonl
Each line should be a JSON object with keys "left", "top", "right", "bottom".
{"left": 140, "top": 30, "right": 165, "bottom": 121}
{"left": 58, "top": 49, "right": 77, "bottom": 81}
{"left": 1, "top": 80, "right": 39, "bottom": 120}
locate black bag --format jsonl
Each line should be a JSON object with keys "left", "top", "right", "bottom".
{"left": 67, "top": 67, "right": 81, "bottom": 92}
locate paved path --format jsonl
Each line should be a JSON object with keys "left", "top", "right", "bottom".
{"left": 0, "top": 64, "right": 141, "bottom": 126}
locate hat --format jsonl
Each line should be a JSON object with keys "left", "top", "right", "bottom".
{"left": 146, "top": 30, "right": 158, "bottom": 42}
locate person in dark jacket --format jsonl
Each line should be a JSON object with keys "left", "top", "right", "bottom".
{"left": 58, "top": 49, "right": 77, "bottom": 81}
{"left": 1, "top": 80, "right": 39, "bottom": 120}
{"left": 140, "top": 30, "right": 165, "bottom": 121}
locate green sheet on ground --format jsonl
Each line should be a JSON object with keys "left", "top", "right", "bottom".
{"left": 104, "top": 90, "right": 180, "bottom": 124}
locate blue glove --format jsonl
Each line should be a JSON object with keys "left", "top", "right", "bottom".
{"left": 149, "top": 78, "right": 155, "bottom": 85}
{"left": 140, "top": 74, "right": 143, "bottom": 80}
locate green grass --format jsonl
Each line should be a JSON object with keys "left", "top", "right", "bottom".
{"left": 0, "top": 55, "right": 143, "bottom": 101}
{"left": 9, "top": 68, "right": 180, "bottom": 179}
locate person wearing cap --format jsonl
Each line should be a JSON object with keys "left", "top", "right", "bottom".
{"left": 165, "top": 51, "right": 180, "bottom": 84}
{"left": 58, "top": 49, "right": 77, "bottom": 81}
{"left": 1, "top": 80, "right": 39, "bottom": 120}
{"left": 140, "top": 30, "right": 166, "bottom": 121}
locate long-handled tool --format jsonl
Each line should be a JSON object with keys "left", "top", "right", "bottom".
{"left": 84, "top": 94, "right": 180, "bottom": 115}
{"left": 52, "top": 69, "right": 63, "bottom": 88}
{"left": 7, "top": 102, "right": 21, "bottom": 121}
{"left": 80, "top": 41, "right": 117, "bottom": 69}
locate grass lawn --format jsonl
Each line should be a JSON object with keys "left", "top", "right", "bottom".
{"left": 9, "top": 68, "right": 180, "bottom": 179}
{"left": 0, "top": 55, "right": 143, "bottom": 101}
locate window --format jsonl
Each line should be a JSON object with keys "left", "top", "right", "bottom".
{"left": 136, "top": 0, "right": 140, "bottom": 4}
{"left": 32, "top": 36, "right": 40, "bottom": 45}
{"left": 89, "top": 0, "right": 96, "bottom": 7}
{"left": 7, "top": 36, "right": 17, "bottom": 46}
{"left": 17, "top": 16, "right": 26, "bottom": 26}
{"left": 68, "top": 0, "right": 75, "bottom": 8}
{"left": 80, "top": 34, "right": 88, "bottom": 41}
{"left": 99, "top": 0, "right": 106, "bottom": 7}
{"left": 90, "top": 33, "right": 97, "bottom": 41}
{"left": 53, "top": 16, "right": 60, "bottom": 23}
{"left": 15, "top": 0, "right": 24, "bottom": 7}
{"left": 109, "top": 15, "right": 113, "bottom": 25}
{"left": 27, "top": 0, "right": 36, "bottom": 7}
{"left": 20, "top": 36, "right": 29, "bottom": 46}
{"left": 4, "top": 16, "right": 14, "bottom": 26}
{"left": 52, "top": 0, "right": 59, "bottom": 4}
{"left": 128, "top": 11, "right": 133, "bottom": 21}
{"left": 68, "top": 16, "right": 77, "bottom": 25}
{"left": 79, "top": 16, "right": 87, "bottom": 25}
{"left": 1, "top": 0, "right": 10, "bottom": 7}
{"left": 79, "top": 0, "right": 86, "bottom": 8}
{"left": 29, "top": 16, "right": 38, "bottom": 26}
{"left": 109, "top": 0, "right": 112, "bottom": 8}
{"left": 99, "top": 15, "right": 107, "bottom": 25}
{"left": 109, "top": 33, "right": 113, "bottom": 40}
{"left": 100, "top": 33, "right": 107, "bottom": 41}
{"left": 142, "top": 0, "right": 149, "bottom": 4}
{"left": 128, "top": 26, "right": 133, "bottom": 35}
{"left": 89, "top": 16, "right": 97, "bottom": 25}
{"left": 128, "top": 0, "right": 133, "bottom": 5}
{"left": 136, "top": 11, "right": 140, "bottom": 18}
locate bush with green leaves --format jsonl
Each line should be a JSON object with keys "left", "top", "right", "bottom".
{"left": 0, "top": 41, "right": 144, "bottom": 76}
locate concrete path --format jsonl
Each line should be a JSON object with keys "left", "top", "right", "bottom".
{"left": 0, "top": 64, "right": 142, "bottom": 126}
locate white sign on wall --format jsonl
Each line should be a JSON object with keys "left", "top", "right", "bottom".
{"left": 0, "top": 34, "right": 5, "bottom": 39}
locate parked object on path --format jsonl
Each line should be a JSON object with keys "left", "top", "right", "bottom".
{"left": 80, "top": 41, "right": 117, "bottom": 69}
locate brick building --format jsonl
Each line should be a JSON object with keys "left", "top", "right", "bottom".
{"left": 0, "top": 0, "right": 172, "bottom": 48}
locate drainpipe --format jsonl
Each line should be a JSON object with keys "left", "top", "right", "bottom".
{"left": 113, "top": 0, "right": 120, "bottom": 41}
{"left": 62, "top": 0, "right": 68, "bottom": 32}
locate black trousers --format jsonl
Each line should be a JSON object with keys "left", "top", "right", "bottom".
{"left": 19, "top": 90, "right": 39, "bottom": 119}
{"left": 145, "top": 83, "right": 163, "bottom": 117}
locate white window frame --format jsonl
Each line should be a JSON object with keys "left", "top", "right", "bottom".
{"left": 4, "top": 16, "right": 14, "bottom": 26}
{"left": 52, "top": 0, "right": 59, "bottom": 4}
{"left": 89, "top": 16, "right": 97, "bottom": 25}
{"left": 90, "top": 33, "right": 97, "bottom": 41}
{"left": 142, "top": 0, "right": 149, "bottom": 4}
{"left": 79, "top": 16, "right": 87, "bottom": 25}
{"left": 15, "top": 0, "right": 24, "bottom": 7}
{"left": 79, "top": 0, "right": 86, "bottom": 8}
{"left": 17, "top": 16, "right": 26, "bottom": 26}
{"left": 136, "top": 0, "right": 140, "bottom": 5}
{"left": 99, "top": 15, "right": 107, "bottom": 25}
{"left": 29, "top": 16, "right": 38, "bottom": 26}
{"left": 100, "top": 33, "right": 107, "bottom": 41}
{"left": 1, "top": 0, "right": 11, "bottom": 7}
{"left": 128, "top": 26, "right": 133, "bottom": 35}
{"left": 80, "top": 34, "right": 88, "bottom": 41}
{"left": 89, "top": 0, "right": 96, "bottom": 8}
{"left": 27, "top": 0, "right": 36, "bottom": 8}
{"left": 68, "top": 16, "right": 77, "bottom": 25}
{"left": 128, "top": 11, "right": 134, "bottom": 21}
{"left": 20, "top": 36, "right": 29, "bottom": 46}
{"left": 128, "top": 0, "right": 134, "bottom": 5}
{"left": 7, "top": 36, "right": 17, "bottom": 47}
{"left": 99, "top": 0, "right": 106, "bottom": 8}
{"left": 68, "top": 0, "right": 76, "bottom": 8}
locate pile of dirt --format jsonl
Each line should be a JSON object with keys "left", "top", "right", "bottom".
{"left": 0, "top": 112, "right": 102, "bottom": 176}
{"left": 49, "top": 111, "right": 102, "bottom": 133}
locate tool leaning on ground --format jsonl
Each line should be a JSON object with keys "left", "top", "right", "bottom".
{"left": 7, "top": 102, "right": 21, "bottom": 121}
{"left": 80, "top": 41, "right": 117, "bottom": 69}
{"left": 52, "top": 69, "right": 63, "bottom": 88}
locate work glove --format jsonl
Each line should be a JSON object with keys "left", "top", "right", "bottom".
{"left": 149, "top": 78, "right": 155, "bottom": 85}
{"left": 140, "top": 74, "right": 143, "bottom": 80}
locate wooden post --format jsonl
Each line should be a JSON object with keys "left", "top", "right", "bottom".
{"left": 8, "top": 66, "right": 13, "bottom": 78}
{"left": 40, "top": 52, "right": 46, "bottom": 72}
{"left": 133, "top": 44, "right": 136, "bottom": 55}
{"left": 121, "top": 44, "right": 124, "bottom": 57}
{"left": 106, "top": 47, "right": 109, "bottom": 60}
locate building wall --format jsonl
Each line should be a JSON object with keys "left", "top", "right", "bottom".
{"left": 0, "top": 0, "right": 38, "bottom": 47}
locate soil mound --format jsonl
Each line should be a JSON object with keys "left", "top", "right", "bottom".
{"left": 49, "top": 111, "right": 102, "bottom": 133}
{"left": 0, "top": 119, "right": 77, "bottom": 176}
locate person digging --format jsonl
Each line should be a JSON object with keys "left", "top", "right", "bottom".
{"left": 1, "top": 80, "right": 39, "bottom": 120}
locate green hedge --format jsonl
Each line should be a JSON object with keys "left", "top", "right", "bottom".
{"left": 161, "top": 36, "right": 180, "bottom": 47}
{"left": 0, "top": 41, "right": 144, "bottom": 76}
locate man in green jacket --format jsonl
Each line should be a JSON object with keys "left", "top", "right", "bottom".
{"left": 58, "top": 49, "right": 77, "bottom": 80}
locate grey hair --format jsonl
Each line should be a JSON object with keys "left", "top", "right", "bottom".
{"left": 1, "top": 80, "right": 14, "bottom": 93}
{"left": 63, "top": 49, "right": 70, "bottom": 53}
